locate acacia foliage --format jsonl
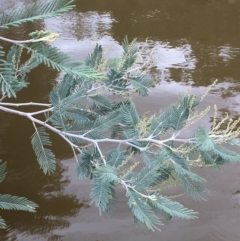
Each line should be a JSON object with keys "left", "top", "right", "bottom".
{"left": 0, "top": 0, "right": 240, "bottom": 231}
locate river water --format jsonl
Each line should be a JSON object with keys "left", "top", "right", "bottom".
{"left": 0, "top": 0, "right": 240, "bottom": 240}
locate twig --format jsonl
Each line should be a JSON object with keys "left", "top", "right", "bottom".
{"left": 95, "top": 142, "right": 106, "bottom": 165}
{"left": 0, "top": 102, "right": 52, "bottom": 107}
{"left": 0, "top": 34, "right": 59, "bottom": 45}
{"left": 120, "top": 180, "right": 157, "bottom": 200}
{"left": 0, "top": 105, "right": 199, "bottom": 162}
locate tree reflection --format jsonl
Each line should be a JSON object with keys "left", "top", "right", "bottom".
{"left": 0, "top": 154, "right": 89, "bottom": 240}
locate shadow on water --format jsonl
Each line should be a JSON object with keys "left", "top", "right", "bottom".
{"left": 1, "top": 0, "right": 240, "bottom": 240}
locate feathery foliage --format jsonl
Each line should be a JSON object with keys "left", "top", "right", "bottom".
{"left": 0, "top": 62, "right": 26, "bottom": 98}
{"left": 90, "top": 165, "right": 117, "bottom": 215}
{"left": 0, "top": 195, "right": 38, "bottom": 212}
{"left": 126, "top": 189, "right": 163, "bottom": 231}
{"left": 148, "top": 196, "right": 198, "bottom": 220}
{"left": 23, "top": 42, "right": 103, "bottom": 79}
{"left": 31, "top": 126, "right": 56, "bottom": 175}
{"left": 0, "top": 47, "right": 4, "bottom": 57}
{"left": 0, "top": 160, "right": 6, "bottom": 184}
{"left": 0, "top": 0, "right": 75, "bottom": 29}
{"left": 85, "top": 44, "right": 104, "bottom": 70}
{"left": 0, "top": 0, "right": 240, "bottom": 232}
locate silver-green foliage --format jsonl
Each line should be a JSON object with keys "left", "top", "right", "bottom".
{"left": 0, "top": 0, "right": 75, "bottom": 29}
{"left": 31, "top": 126, "right": 56, "bottom": 175}
{"left": 0, "top": 0, "right": 240, "bottom": 232}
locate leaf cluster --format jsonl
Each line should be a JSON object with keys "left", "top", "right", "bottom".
{"left": 0, "top": 0, "right": 240, "bottom": 232}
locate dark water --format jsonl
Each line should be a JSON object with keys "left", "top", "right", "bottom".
{"left": 1, "top": 0, "right": 240, "bottom": 240}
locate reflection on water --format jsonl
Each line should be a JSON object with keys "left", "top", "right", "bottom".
{"left": 219, "top": 45, "right": 240, "bottom": 63}
{"left": 72, "top": 12, "right": 115, "bottom": 40}
{"left": 1, "top": 0, "right": 240, "bottom": 240}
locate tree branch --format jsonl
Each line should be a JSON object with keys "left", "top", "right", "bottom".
{"left": 0, "top": 34, "right": 59, "bottom": 45}
{"left": 0, "top": 102, "right": 52, "bottom": 107}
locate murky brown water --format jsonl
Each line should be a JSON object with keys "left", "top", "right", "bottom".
{"left": 1, "top": 0, "right": 240, "bottom": 240}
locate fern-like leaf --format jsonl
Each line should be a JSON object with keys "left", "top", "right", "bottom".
{"left": 130, "top": 74, "right": 153, "bottom": 96}
{"left": 88, "top": 95, "right": 112, "bottom": 110}
{"left": 119, "top": 101, "right": 140, "bottom": 138}
{"left": 226, "top": 138, "right": 240, "bottom": 146}
{"left": 195, "top": 127, "right": 215, "bottom": 151}
{"left": 200, "top": 151, "right": 217, "bottom": 166}
{"left": 174, "top": 162, "right": 205, "bottom": 182}
{"left": 0, "top": 62, "right": 27, "bottom": 98}
{"left": 121, "top": 37, "right": 139, "bottom": 70}
{"left": 0, "top": 194, "right": 38, "bottom": 212}
{"left": 169, "top": 95, "right": 198, "bottom": 130}
{"left": 23, "top": 42, "right": 103, "bottom": 79}
{"left": 180, "top": 176, "right": 208, "bottom": 200}
{"left": 85, "top": 111, "right": 120, "bottom": 139}
{"left": 107, "top": 148, "right": 129, "bottom": 168}
{"left": 94, "top": 165, "right": 118, "bottom": 183}
{"left": 148, "top": 196, "right": 198, "bottom": 220}
{"left": 166, "top": 148, "right": 189, "bottom": 170}
{"left": 49, "top": 79, "right": 89, "bottom": 129}
{"left": 0, "top": 160, "right": 6, "bottom": 183}
{"left": 0, "top": 47, "right": 5, "bottom": 57}
{"left": 106, "top": 68, "right": 127, "bottom": 91}
{"left": 85, "top": 44, "right": 104, "bottom": 70}
{"left": 76, "top": 148, "right": 100, "bottom": 179}
{"left": 31, "top": 126, "right": 56, "bottom": 175}
{"left": 7, "top": 45, "right": 40, "bottom": 78}
{"left": 90, "top": 167, "right": 117, "bottom": 215}
{"left": 51, "top": 74, "right": 76, "bottom": 101}
{"left": 126, "top": 189, "right": 162, "bottom": 231}
{"left": 151, "top": 94, "right": 198, "bottom": 135}
{"left": 0, "top": 0, "right": 75, "bottom": 29}
{"left": 213, "top": 145, "right": 240, "bottom": 163}
{"left": 0, "top": 216, "right": 6, "bottom": 229}
{"left": 134, "top": 160, "right": 163, "bottom": 190}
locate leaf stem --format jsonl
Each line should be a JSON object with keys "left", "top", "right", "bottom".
{"left": 0, "top": 102, "right": 52, "bottom": 107}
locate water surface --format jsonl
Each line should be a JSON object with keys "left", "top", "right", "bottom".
{"left": 1, "top": 0, "right": 240, "bottom": 240}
